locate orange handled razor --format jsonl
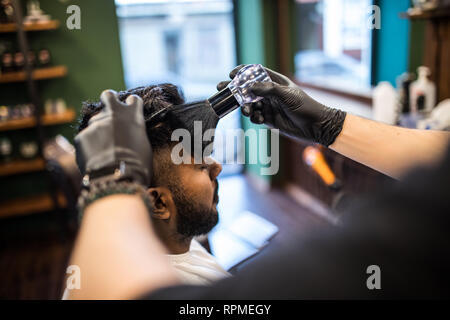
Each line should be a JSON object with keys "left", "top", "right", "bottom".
{"left": 303, "top": 146, "right": 341, "bottom": 191}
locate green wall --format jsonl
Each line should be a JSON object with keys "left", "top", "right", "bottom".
{"left": 236, "top": 0, "right": 265, "bottom": 66}
{"left": 0, "top": 0, "right": 125, "bottom": 201}
{"left": 408, "top": 20, "right": 425, "bottom": 75}
{"left": 236, "top": 0, "right": 278, "bottom": 182}
{"left": 1, "top": 0, "right": 125, "bottom": 139}
{"left": 33, "top": 0, "right": 126, "bottom": 139}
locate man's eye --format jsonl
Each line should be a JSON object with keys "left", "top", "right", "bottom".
{"left": 200, "top": 165, "right": 209, "bottom": 171}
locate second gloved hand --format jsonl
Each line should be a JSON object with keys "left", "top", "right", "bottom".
{"left": 217, "top": 65, "right": 347, "bottom": 146}
{"left": 74, "top": 90, "right": 152, "bottom": 187}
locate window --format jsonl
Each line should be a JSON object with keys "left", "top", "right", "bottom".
{"left": 116, "top": 0, "right": 241, "bottom": 175}
{"left": 294, "top": 0, "right": 373, "bottom": 94}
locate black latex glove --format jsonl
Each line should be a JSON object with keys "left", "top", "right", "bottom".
{"left": 74, "top": 90, "right": 152, "bottom": 187}
{"left": 217, "top": 65, "right": 347, "bottom": 146}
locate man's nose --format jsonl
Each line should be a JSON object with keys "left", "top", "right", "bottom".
{"left": 207, "top": 157, "right": 222, "bottom": 180}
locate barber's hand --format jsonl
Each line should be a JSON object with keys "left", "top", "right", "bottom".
{"left": 217, "top": 65, "right": 347, "bottom": 146}
{"left": 74, "top": 90, "right": 152, "bottom": 186}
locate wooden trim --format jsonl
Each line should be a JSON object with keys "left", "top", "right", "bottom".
{"left": 0, "top": 20, "right": 60, "bottom": 33}
{"left": 0, "top": 193, "right": 67, "bottom": 219}
{"left": 0, "top": 109, "right": 76, "bottom": 132}
{"left": 0, "top": 65, "right": 67, "bottom": 84}
{"left": 294, "top": 80, "right": 373, "bottom": 105}
{"left": 0, "top": 158, "right": 45, "bottom": 177}
{"left": 41, "top": 109, "right": 76, "bottom": 126}
{"left": 276, "top": 0, "right": 291, "bottom": 75}
{"left": 401, "top": 8, "right": 450, "bottom": 20}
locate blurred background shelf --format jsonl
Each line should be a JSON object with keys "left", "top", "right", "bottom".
{"left": 402, "top": 8, "right": 450, "bottom": 20}
{"left": 0, "top": 158, "right": 45, "bottom": 177}
{"left": 0, "top": 192, "right": 67, "bottom": 219}
{"left": 0, "top": 20, "right": 60, "bottom": 33}
{"left": 0, "top": 109, "right": 75, "bottom": 132}
{"left": 0, "top": 65, "right": 67, "bottom": 83}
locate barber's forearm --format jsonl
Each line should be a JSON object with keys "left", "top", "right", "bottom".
{"left": 329, "top": 114, "right": 450, "bottom": 179}
{"left": 67, "top": 195, "right": 178, "bottom": 299}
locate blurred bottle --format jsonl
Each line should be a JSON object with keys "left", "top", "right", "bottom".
{"left": 13, "top": 50, "right": 25, "bottom": 71}
{"left": 20, "top": 141, "right": 38, "bottom": 160}
{"left": 417, "top": 99, "right": 450, "bottom": 131}
{"left": 396, "top": 72, "right": 415, "bottom": 114}
{"left": 0, "top": 0, "right": 15, "bottom": 23}
{"left": 0, "top": 105, "right": 10, "bottom": 121}
{"left": 0, "top": 137, "right": 13, "bottom": 163}
{"left": 1, "top": 49, "right": 14, "bottom": 73}
{"left": 411, "top": 0, "right": 440, "bottom": 10}
{"left": 373, "top": 82, "right": 398, "bottom": 125}
{"left": 410, "top": 66, "right": 436, "bottom": 113}
{"left": 38, "top": 48, "right": 51, "bottom": 67}
{"left": 27, "top": 50, "right": 36, "bottom": 67}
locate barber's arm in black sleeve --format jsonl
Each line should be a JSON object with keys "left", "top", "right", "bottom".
{"left": 144, "top": 145, "right": 450, "bottom": 299}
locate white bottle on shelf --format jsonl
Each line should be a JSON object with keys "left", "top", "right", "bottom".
{"left": 410, "top": 66, "right": 436, "bottom": 113}
{"left": 373, "top": 81, "right": 398, "bottom": 125}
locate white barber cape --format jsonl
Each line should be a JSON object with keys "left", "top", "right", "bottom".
{"left": 167, "top": 239, "right": 231, "bottom": 285}
{"left": 62, "top": 239, "right": 229, "bottom": 299}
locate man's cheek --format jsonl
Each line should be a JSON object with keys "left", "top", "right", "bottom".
{"left": 181, "top": 171, "right": 213, "bottom": 200}
{"left": 196, "top": 184, "right": 214, "bottom": 207}
{"left": 183, "top": 181, "right": 208, "bottom": 202}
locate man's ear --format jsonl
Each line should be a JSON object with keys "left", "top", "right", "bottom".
{"left": 147, "top": 187, "right": 174, "bottom": 220}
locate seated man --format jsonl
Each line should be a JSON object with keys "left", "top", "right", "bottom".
{"left": 75, "top": 84, "right": 229, "bottom": 286}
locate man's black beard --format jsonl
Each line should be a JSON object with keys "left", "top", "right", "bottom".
{"left": 171, "top": 181, "right": 219, "bottom": 238}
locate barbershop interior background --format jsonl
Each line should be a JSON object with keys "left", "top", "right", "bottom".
{"left": 0, "top": 0, "right": 449, "bottom": 299}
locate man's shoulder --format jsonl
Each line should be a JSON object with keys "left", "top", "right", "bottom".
{"left": 190, "top": 239, "right": 209, "bottom": 253}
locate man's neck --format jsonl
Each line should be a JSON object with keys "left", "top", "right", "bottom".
{"left": 156, "top": 228, "right": 192, "bottom": 254}
{"left": 152, "top": 221, "right": 192, "bottom": 254}
{"left": 165, "top": 236, "right": 192, "bottom": 254}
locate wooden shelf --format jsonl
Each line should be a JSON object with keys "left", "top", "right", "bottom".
{"left": 0, "top": 109, "right": 76, "bottom": 132}
{"left": 41, "top": 109, "right": 76, "bottom": 126}
{"left": 401, "top": 8, "right": 450, "bottom": 20}
{"left": 0, "top": 193, "right": 66, "bottom": 219}
{"left": 0, "top": 158, "right": 46, "bottom": 177}
{"left": 0, "top": 65, "right": 67, "bottom": 84}
{"left": 0, "top": 20, "right": 60, "bottom": 33}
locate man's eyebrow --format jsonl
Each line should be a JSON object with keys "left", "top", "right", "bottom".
{"left": 193, "top": 161, "right": 210, "bottom": 168}
{"left": 194, "top": 162, "right": 206, "bottom": 167}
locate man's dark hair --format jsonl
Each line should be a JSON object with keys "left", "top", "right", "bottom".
{"left": 78, "top": 84, "right": 185, "bottom": 151}
{"left": 78, "top": 84, "right": 220, "bottom": 237}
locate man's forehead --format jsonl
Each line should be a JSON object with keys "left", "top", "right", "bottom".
{"left": 158, "top": 146, "right": 214, "bottom": 164}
